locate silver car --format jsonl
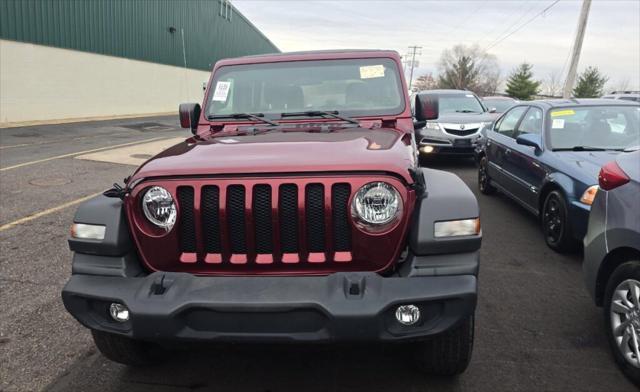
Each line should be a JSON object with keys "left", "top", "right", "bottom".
{"left": 583, "top": 148, "right": 640, "bottom": 386}
{"left": 412, "top": 90, "right": 495, "bottom": 156}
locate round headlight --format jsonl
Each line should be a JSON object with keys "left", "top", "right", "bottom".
{"left": 142, "top": 186, "right": 176, "bottom": 232}
{"left": 351, "top": 182, "right": 402, "bottom": 231}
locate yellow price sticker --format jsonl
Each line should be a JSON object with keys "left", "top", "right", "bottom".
{"left": 551, "top": 109, "right": 576, "bottom": 117}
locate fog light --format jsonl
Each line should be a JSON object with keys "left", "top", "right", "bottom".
{"left": 420, "top": 145, "right": 435, "bottom": 154}
{"left": 109, "top": 303, "right": 130, "bottom": 322}
{"left": 395, "top": 304, "right": 420, "bottom": 325}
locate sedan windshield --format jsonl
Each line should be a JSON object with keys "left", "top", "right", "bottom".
{"left": 549, "top": 105, "right": 640, "bottom": 150}
{"left": 437, "top": 94, "right": 486, "bottom": 114}
{"left": 205, "top": 58, "right": 404, "bottom": 119}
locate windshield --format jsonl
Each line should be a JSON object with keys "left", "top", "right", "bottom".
{"left": 205, "top": 58, "right": 404, "bottom": 119}
{"left": 549, "top": 105, "right": 640, "bottom": 150}
{"left": 436, "top": 93, "right": 486, "bottom": 114}
{"left": 483, "top": 99, "right": 515, "bottom": 113}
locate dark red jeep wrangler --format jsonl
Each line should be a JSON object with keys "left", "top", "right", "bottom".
{"left": 62, "top": 50, "right": 481, "bottom": 375}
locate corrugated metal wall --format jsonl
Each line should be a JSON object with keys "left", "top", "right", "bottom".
{"left": 0, "top": 0, "right": 279, "bottom": 71}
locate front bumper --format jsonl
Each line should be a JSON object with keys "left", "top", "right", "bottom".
{"left": 417, "top": 135, "right": 482, "bottom": 156}
{"left": 62, "top": 271, "right": 476, "bottom": 343}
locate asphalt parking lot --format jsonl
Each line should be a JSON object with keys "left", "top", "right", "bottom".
{"left": 0, "top": 116, "right": 635, "bottom": 392}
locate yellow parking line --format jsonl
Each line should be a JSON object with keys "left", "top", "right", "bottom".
{"left": 0, "top": 191, "right": 104, "bottom": 232}
{"left": 0, "top": 136, "right": 169, "bottom": 172}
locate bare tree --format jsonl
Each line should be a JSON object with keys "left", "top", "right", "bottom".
{"left": 543, "top": 71, "right": 562, "bottom": 97}
{"left": 437, "top": 44, "right": 500, "bottom": 96}
{"left": 412, "top": 72, "right": 438, "bottom": 92}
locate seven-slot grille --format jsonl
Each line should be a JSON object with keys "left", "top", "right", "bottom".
{"left": 176, "top": 182, "right": 352, "bottom": 266}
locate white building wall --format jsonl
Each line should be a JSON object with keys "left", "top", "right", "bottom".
{"left": 0, "top": 39, "right": 211, "bottom": 125}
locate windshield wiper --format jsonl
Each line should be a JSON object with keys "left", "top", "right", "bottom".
{"left": 553, "top": 146, "right": 623, "bottom": 152}
{"left": 280, "top": 110, "right": 360, "bottom": 125}
{"left": 455, "top": 109, "right": 479, "bottom": 113}
{"left": 207, "top": 113, "right": 280, "bottom": 126}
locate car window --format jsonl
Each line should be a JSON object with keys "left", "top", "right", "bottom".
{"left": 495, "top": 106, "right": 527, "bottom": 138}
{"left": 548, "top": 105, "right": 640, "bottom": 150}
{"left": 517, "top": 107, "right": 543, "bottom": 136}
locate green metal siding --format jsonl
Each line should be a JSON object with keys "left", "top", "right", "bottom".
{"left": 0, "top": 0, "right": 279, "bottom": 70}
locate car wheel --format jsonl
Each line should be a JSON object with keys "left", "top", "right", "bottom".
{"left": 413, "top": 314, "right": 474, "bottom": 376}
{"left": 541, "top": 190, "right": 577, "bottom": 252}
{"left": 478, "top": 157, "right": 496, "bottom": 195}
{"left": 91, "top": 329, "right": 164, "bottom": 366}
{"left": 604, "top": 261, "right": 640, "bottom": 386}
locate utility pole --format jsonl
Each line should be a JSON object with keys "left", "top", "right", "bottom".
{"left": 563, "top": 0, "right": 592, "bottom": 98}
{"left": 407, "top": 45, "right": 422, "bottom": 91}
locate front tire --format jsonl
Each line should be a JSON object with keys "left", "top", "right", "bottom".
{"left": 541, "top": 190, "right": 577, "bottom": 252}
{"left": 91, "top": 329, "right": 164, "bottom": 366}
{"left": 478, "top": 156, "right": 496, "bottom": 195}
{"left": 604, "top": 261, "right": 640, "bottom": 386}
{"left": 414, "top": 315, "right": 474, "bottom": 376}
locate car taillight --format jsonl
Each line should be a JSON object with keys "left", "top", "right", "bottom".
{"left": 598, "top": 161, "right": 630, "bottom": 191}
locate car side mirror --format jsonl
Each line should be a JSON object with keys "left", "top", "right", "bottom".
{"left": 414, "top": 94, "right": 438, "bottom": 121}
{"left": 179, "top": 103, "right": 201, "bottom": 135}
{"left": 488, "top": 107, "right": 497, "bottom": 113}
{"left": 516, "top": 133, "right": 543, "bottom": 151}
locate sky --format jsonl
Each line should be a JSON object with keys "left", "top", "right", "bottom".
{"left": 233, "top": 0, "right": 640, "bottom": 93}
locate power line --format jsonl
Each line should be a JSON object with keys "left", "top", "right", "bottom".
{"left": 483, "top": 0, "right": 561, "bottom": 52}
{"left": 482, "top": 1, "right": 540, "bottom": 48}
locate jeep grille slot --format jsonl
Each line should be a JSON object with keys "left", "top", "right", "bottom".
{"left": 278, "top": 184, "right": 299, "bottom": 254}
{"left": 227, "top": 185, "right": 247, "bottom": 255}
{"left": 332, "top": 183, "right": 351, "bottom": 251}
{"left": 177, "top": 187, "right": 196, "bottom": 253}
{"left": 253, "top": 184, "right": 273, "bottom": 254}
{"left": 305, "top": 184, "right": 325, "bottom": 253}
{"left": 201, "top": 185, "right": 221, "bottom": 254}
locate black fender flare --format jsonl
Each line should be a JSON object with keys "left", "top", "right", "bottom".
{"left": 409, "top": 168, "right": 481, "bottom": 255}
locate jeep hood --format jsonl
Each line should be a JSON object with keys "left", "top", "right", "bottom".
{"left": 130, "top": 128, "right": 415, "bottom": 184}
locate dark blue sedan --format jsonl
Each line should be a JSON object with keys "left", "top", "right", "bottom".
{"left": 476, "top": 99, "right": 640, "bottom": 252}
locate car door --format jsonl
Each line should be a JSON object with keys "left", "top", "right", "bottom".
{"left": 485, "top": 106, "right": 528, "bottom": 190}
{"left": 505, "top": 106, "right": 547, "bottom": 210}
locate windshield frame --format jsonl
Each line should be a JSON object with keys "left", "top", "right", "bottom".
{"left": 546, "top": 104, "right": 640, "bottom": 151}
{"left": 203, "top": 57, "right": 407, "bottom": 122}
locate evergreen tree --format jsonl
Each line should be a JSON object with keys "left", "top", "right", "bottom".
{"left": 573, "top": 66, "right": 608, "bottom": 98}
{"left": 505, "top": 63, "right": 541, "bottom": 100}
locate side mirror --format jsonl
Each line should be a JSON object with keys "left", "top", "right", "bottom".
{"left": 414, "top": 94, "right": 439, "bottom": 121}
{"left": 516, "top": 133, "right": 543, "bottom": 151}
{"left": 179, "top": 103, "right": 201, "bottom": 135}
{"left": 488, "top": 107, "right": 497, "bottom": 113}
{"left": 413, "top": 120, "right": 426, "bottom": 130}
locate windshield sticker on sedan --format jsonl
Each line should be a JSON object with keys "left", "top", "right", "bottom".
{"left": 551, "top": 109, "right": 576, "bottom": 117}
{"left": 552, "top": 119, "right": 565, "bottom": 129}
{"left": 359, "top": 65, "right": 385, "bottom": 79}
{"left": 212, "top": 81, "right": 231, "bottom": 102}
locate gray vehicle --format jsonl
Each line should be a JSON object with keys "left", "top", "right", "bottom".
{"left": 583, "top": 148, "right": 640, "bottom": 386}
{"left": 412, "top": 90, "right": 495, "bottom": 156}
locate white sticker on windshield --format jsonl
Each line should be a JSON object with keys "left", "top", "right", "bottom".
{"left": 360, "top": 65, "right": 385, "bottom": 79}
{"left": 212, "top": 81, "right": 231, "bottom": 102}
{"left": 552, "top": 119, "right": 565, "bottom": 129}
